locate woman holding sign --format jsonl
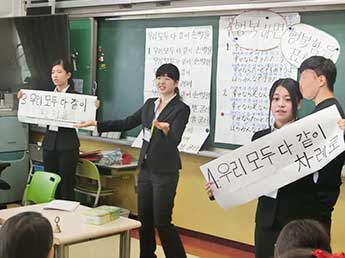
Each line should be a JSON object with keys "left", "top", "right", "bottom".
{"left": 252, "top": 78, "right": 303, "bottom": 258}
{"left": 75, "top": 63, "right": 190, "bottom": 258}
{"left": 205, "top": 78, "right": 303, "bottom": 258}
{"left": 18, "top": 59, "right": 80, "bottom": 201}
{"left": 42, "top": 59, "right": 80, "bottom": 201}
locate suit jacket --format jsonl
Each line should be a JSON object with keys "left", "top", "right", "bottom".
{"left": 253, "top": 100, "right": 344, "bottom": 228}
{"left": 97, "top": 95, "right": 190, "bottom": 172}
{"left": 42, "top": 86, "right": 80, "bottom": 151}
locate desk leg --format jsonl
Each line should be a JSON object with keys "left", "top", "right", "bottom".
{"left": 119, "top": 230, "right": 131, "bottom": 258}
{"left": 54, "top": 245, "right": 69, "bottom": 258}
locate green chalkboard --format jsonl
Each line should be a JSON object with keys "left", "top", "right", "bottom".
{"left": 298, "top": 11, "right": 345, "bottom": 118}
{"left": 96, "top": 10, "right": 345, "bottom": 150}
{"left": 70, "top": 18, "right": 92, "bottom": 94}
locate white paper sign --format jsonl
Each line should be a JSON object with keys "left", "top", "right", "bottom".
{"left": 231, "top": 10, "right": 287, "bottom": 50}
{"left": 141, "top": 26, "right": 212, "bottom": 154}
{"left": 281, "top": 23, "right": 341, "bottom": 67}
{"left": 18, "top": 89, "right": 97, "bottom": 130}
{"left": 215, "top": 13, "right": 300, "bottom": 145}
{"left": 201, "top": 105, "right": 345, "bottom": 209}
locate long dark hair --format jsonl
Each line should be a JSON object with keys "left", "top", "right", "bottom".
{"left": 51, "top": 58, "right": 75, "bottom": 89}
{"left": 0, "top": 211, "right": 53, "bottom": 258}
{"left": 268, "top": 78, "right": 302, "bottom": 127}
{"left": 155, "top": 63, "right": 180, "bottom": 98}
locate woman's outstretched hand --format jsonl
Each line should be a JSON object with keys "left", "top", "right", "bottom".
{"left": 74, "top": 120, "right": 97, "bottom": 128}
{"left": 153, "top": 120, "right": 170, "bottom": 135}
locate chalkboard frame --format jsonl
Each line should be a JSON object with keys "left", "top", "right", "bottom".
{"left": 95, "top": 10, "right": 345, "bottom": 151}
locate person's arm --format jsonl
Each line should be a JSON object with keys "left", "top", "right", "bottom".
{"left": 97, "top": 105, "right": 143, "bottom": 133}
{"left": 75, "top": 105, "right": 143, "bottom": 133}
{"left": 157, "top": 105, "right": 190, "bottom": 147}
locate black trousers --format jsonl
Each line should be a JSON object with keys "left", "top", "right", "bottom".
{"left": 43, "top": 148, "right": 79, "bottom": 201}
{"left": 255, "top": 222, "right": 282, "bottom": 258}
{"left": 138, "top": 164, "right": 187, "bottom": 258}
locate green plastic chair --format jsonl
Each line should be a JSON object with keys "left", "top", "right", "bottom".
{"left": 74, "top": 158, "right": 113, "bottom": 207}
{"left": 23, "top": 171, "right": 61, "bottom": 205}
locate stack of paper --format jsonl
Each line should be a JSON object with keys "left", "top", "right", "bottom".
{"left": 43, "top": 200, "right": 80, "bottom": 212}
{"left": 81, "top": 205, "right": 120, "bottom": 225}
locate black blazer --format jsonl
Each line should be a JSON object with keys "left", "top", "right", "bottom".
{"left": 253, "top": 123, "right": 344, "bottom": 228}
{"left": 97, "top": 95, "right": 190, "bottom": 172}
{"left": 42, "top": 86, "right": 80, "bottom": 151}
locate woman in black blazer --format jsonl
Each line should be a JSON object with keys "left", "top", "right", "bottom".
{"left": 252, "top": 78, "right": 303, "bottom": 258}
{"left": 205, "top": 78, "right": 303, "bottom": 258}
{"left": 40, "top": 59, "right": 80, "bottom": 201}
{"left": 19, "top": 59, "right": 80, "bottom": 200}
{"left": 76, "top": 63, "right": 190, "bottom": 258}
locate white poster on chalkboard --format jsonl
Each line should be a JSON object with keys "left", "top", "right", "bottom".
{"left": 141, "top": 26, "right": 212, "bottom": 154}
{"left": 215, "top": 12, "right": 300, "bottom": 145}
{"left": 18, "top": 89, "right": 97, "bottom": 130}
{"left": 280, "top": 23, "right": 341, "bottom": 68}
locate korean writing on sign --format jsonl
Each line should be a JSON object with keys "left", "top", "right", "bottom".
{"left": 18, "top": 89, "right": 97, "bottom": 130}
{"left": 142, "top": 26, "right": 212, "bottom": 154}
{"left": 200, "top": 105, "right": 345, "bottom": 209}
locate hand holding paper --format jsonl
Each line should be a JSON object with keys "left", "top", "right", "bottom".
{"left": 338, "top": 119, "right": 345, "bottom": 131}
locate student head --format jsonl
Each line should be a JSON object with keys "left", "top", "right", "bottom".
{"left": 274, "top": 219, "right": 331, "bottom": 258}
{"left": 0, "top": 211, "right": 54, "bottom": 258}
{"left": 299, "top": 56, "right": 337, "bottom": 101}
{"left": 51, "top": 58, "right": 74, "bottom": 89}
{"left": 269, "top": 78, "right": 302, "bottom": 128}
{"left": 155, "top": 63, "right": 180, "bottom": 98}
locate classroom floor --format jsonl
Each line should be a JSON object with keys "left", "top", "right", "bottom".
{"left": 69, "top": 228, "right": 255, "bottom": 258}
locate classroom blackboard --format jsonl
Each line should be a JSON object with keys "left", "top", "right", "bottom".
{"left": 96, "top": 10, "right": 345, "bottom": 150}
{"left": 70, "top": 18, "right": 92, "bottom": 94}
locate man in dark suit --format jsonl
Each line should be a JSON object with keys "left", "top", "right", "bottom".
{"left": 254, "top": 56, "right": 345, "bottom": 258}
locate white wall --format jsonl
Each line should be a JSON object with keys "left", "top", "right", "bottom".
{"left": 0, "top": 0, "right": 24, "bottom": 17}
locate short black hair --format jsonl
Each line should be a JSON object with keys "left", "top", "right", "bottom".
{"left": 51, "top": 58, "right": 75, "bottom": 88}
{"left": 299, "top": 56, "right": 337, "bottom": 91}
{"left": 155, "top": 63, "right": 180, "bottom": 81}
{"left": 0, "top": 211, "right": 53, "bottom": 258}
{"left": 274, "top": 219, "right": 331, "bottom": 258}
{"left": 268, "top": 78, "right": 302, "bottom": 126}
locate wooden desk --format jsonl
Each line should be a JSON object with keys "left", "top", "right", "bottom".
{"left": 95, "top": 160, "right": 138, "bottom": 171}
{"left": 95, "top": 161, "right": 139, "bottom": 214}
{"left": 0, "top": 204, "right": 141, "bottom": 258}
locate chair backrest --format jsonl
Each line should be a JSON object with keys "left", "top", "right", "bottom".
{"left": 23, "top": 171, "right": 61, "bottom": 204}
{"left": 76, "top": 158, "right": 101, "bottom": 181}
